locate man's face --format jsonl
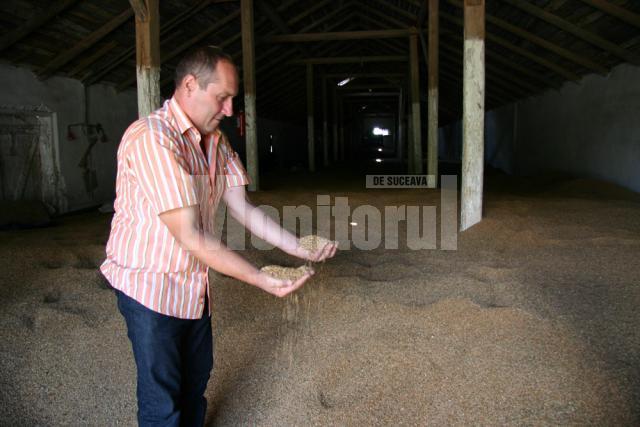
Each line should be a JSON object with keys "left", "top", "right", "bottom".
{"left": 189, "top": 60, "right": 238, "bottom": 135}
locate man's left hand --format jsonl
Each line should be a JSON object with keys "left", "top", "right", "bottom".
{"left": 295, "top": 240, "right": 338, "bottom": 263}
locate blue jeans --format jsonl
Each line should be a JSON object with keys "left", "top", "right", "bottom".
{"left": 116, "top": 290, "right": 213, "bottom": 427}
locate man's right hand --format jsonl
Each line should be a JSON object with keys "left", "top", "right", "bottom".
{"left": 256, "top": 269, "right": 314, "bottom": 298}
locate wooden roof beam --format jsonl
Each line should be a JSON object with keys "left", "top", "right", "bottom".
{"left": 157, "top": 0, "right": 330, "bottom": 90}
{"left": 257, "top": 37, "right": 358, "bottom": 101}
{"left": 256, "top": 0, "right": 310, "bottom": 57}
{"left": 120, "top": 10, "right": 241, "bottom": 91}
{"left": 262, "top": 29, "right": 416, "bottom": 43}
{"left": 441, "top": 11, "right": 580, "bottom": 81}
{"left": 446, "top": 0, "right": 608, "bottom": 74}
{"left": 372, "top": 0, "right": 417, "bottom": 22}
{"left": 441, "top": 27, "right": 560, "bottom": 89}
{"left": 84, "top": 0, "right": 237, "bottom": 85}
{"left": 500, "top": 0, "right": 640, "bottom": 65}
{"left": 252, "top": 0, "right": 349, "bottom": 67}
{"left": 39, "top": 7, "right": 134, "bottom": 79}
{"left": 128, "top": 0, "right": 148, "bottom": 21}
{"left": 579, "top": 0, "right": 640, "bottom": 30}
{"left": 253, "top": 13, "right": 357, "bottom": 82}
{"left": 358, "top": 9, "right": 545, "bottom": 94}
{"left": 68, "top": 41, "right": 118, "bottom": 79}
{"left": 0, "top": 0, "right": 80, "bottom": 53}
{"left": 287, "top": 55, "right": 408, "bottom": 65}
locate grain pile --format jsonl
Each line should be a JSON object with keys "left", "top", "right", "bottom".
{"left": 0, "top": 173, "right": 639, "bottom": 425}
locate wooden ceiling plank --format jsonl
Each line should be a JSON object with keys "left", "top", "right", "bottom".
{"left": 579, "top": 0, "right": 640, "bottom": 30}
{"left": 0, "top": 0, "right": 80, "bottom": 53}
{"left": 39, "top": 7, "right": 134, "bottom": 79}
{"left": 500, "top": 0, "right": 640, "bottom": 65}
{"left": 447, "top": 0, "right": 608, "bottom": 74}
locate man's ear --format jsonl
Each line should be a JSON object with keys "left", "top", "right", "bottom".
{"left": 183, "top": 74, "right": 198, "bottom": 95}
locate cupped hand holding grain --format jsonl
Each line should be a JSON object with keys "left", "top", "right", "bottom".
{"left": 296, "top": 235, "right": 338, "bottom": 262}
{"left": 257, "top": 265, "right": 314, "bottom": 298}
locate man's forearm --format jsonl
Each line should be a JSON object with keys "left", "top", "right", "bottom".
{"left": 187, "top": 229, "right": 262, "bottom": 286}
{"left": 232, "top": 204, "right": 300, "bottom": 255}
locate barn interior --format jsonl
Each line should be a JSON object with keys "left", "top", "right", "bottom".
{"left": 1, "top": 0, "right": 640, "bottom": 424}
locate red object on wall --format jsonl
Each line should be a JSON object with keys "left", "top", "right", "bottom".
{"left": 237, "top": 110, "right": 245, "bottom": 137}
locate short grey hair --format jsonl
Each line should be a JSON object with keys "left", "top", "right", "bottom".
{"left": 174, "top": 45, "right": 234, "bottom": 89}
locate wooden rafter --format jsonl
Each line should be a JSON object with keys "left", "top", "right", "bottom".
{"left": 39, "top": 7, "right": 134, "bottom": 79}
{"left": 441, "top": 11, "right": 580, "bottom": 81}
{"left": 500, "top": 0, "right": 640, "bottom": 65}
{"left": 580, "top": 0, "right": 640, "bottom": 30}
{"left": 84, "top": 0, "right": 232, "bottom": 85}
{"left": 0, "top": 0, "right": 80, "bottom": 53}
{"left": 287, "top": 55, "right": 407, "bottom": 65}
{"left": 359, "top": 9, "right": 545, "bottom": 96}
{"left": 68, "top": 41, "right": 118, "bottom": 78}
{"left": 262, "top": 28, "right": 416, "bottom": 43}
{"left": 447, "top": 0, "right": 608, "bottom": 74}
{"left": 257, "top": 0, "right": 310, "bottom": 57}
{"left": 117, "top": 10, "right": 241, "bottom": 90}
{"left": 157, "top": 0, "right": 307, "bottom": 91}
{"left": 369, "top": 0, "right": 559, "bottom": 89}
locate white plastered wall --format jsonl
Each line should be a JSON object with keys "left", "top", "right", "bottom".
{"left": 0, "top": 63, "right": 137, "bottom": 212}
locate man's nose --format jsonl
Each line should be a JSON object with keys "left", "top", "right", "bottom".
{"left": 222, "top": 98, "right": 233, "bottom": 117}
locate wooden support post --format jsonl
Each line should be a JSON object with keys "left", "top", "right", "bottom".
{"left": 409, "top": 33, "right": 423, "bottom": 174}
{"left": 322, "top": 75, "right": 329, "bottom": 167}
{"left": 427, "top": 0, "right": 439, "bottom": 188}
{"left": 241, "top": 0, "right": 259, "bottom": 191}
{"left": 338, "top": 96, "right": 344, "bottom": 161}
{"left": 332, "top": 86, "right": 339, "bottom": 162}
{"left": 397, "top": 87, "right": 404, "bottom": 162}
{"left": 307, "top": 63, "right": 315, "bottom": 172}
{"left": 461, "top": 0, "right": 485, "bottom": 231}
{"left": 133, "top": 0, "right": 160, "bottom": 118}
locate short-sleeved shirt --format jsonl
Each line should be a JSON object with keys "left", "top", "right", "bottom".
{"left": 100, "top": 97, "right": 249, "bottom": 319}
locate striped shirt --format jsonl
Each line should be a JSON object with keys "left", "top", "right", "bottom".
{"left": 101, "top": 97, "right": 249, "bottom": 319}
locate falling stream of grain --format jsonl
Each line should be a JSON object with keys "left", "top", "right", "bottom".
{"left": 261, "top": 235, "right": 333, "bottom": 368}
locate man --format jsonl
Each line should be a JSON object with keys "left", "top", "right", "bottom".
{"left": 101, "top": 46, "right": 336, "bottom": 426}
